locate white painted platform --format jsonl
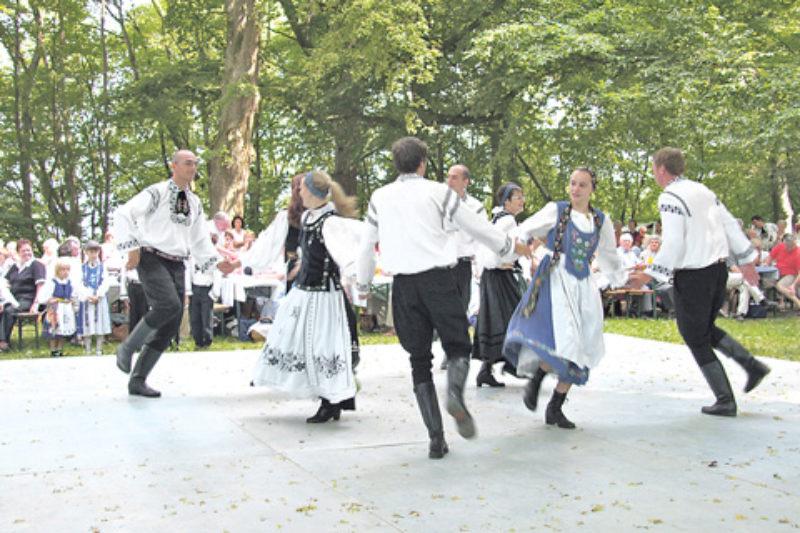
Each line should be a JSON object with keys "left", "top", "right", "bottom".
{"left": 1, "top": 334, "right": 799, "bottom": 532}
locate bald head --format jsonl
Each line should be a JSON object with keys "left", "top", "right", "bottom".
{"left": 171, "top": 149, "right": 199, "bottom": 188}
{"left": 446, "top": 164, "right": 471, "bottom": 198}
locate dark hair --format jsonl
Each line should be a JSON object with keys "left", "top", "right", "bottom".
{"left": 16, "top": 238, "right": 32, "bottom": 251}
{"left": 496, "top": 182, "right": 523, "bottom": 207}
{"left": 392, "top": 136, "right": 428, "bottom": 174}
{"left": 653, "top": 147, "right": 685, "bottom": 177}
{"left": 287, "top": 174, "right": 306, "bottom": 229}
{"left": 57, "top": 241, "right": 73, "bottom": 257}
{"left": 232, "top": 215, "right": 244, "bottom": 228}
{"left": 751, "top": 215, "right": 763, "bottom": 222}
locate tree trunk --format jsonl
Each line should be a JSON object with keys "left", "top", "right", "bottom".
{"left": 208, "top": 0, "right": 261, "bottom": 216}
{"left": 332, "top": 120, "right": 359, "bottom": 196}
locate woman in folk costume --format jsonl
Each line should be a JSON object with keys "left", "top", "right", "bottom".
{"left": 39, "top": 258, "right": 79, "bottom": 357}
{"left": 234, "top": 174, "right": 306, "bottom": 291}
{"left": 78, "top": 240, "right": 112, "bottom": 355}
{"left": 473, "top": 182, "right": 527, "bottom": 387}
{"left": 250, "top": 170, "right": 363, "bottom": 423}
{"left": 504, "top": 167, "right": 627, "bottom": 429}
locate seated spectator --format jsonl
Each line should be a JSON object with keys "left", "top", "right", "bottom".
{"left": 751, "top": 238, "right": 768, "bottom": 266}
{"left": 633, "top": 225, "right": 647, "bottom": 249}
{"left": 617, "top": 233, "right": 639, "bottom": 268}
{"left": 776, "top": 219, "right": 788, "bottom": 243}
{"left": 208, "top": 211, "right": 231, "bottom": 242}
{"left": 764, "top": 233, "right": 800, "bottom": 309}
{"left": 751, "top": 215, "right": 778, "bottom": 250}
{"left": 230, "top": 215, "right": 247, "bottom": 248}
{"left": 241, "top": 229, "right": 256, "bottom": 253}
{"left": 0, "top": 239, "right": 46, "bottom": 352}
{"left": 636, "top": 235, "right": 674, "bottom": 315}
{"left": 725, "top": 264, "right": 768, "bottom": 321}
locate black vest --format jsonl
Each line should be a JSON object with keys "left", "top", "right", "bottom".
{"left": 294, "top": 210, "right": 341, "bottom": 291}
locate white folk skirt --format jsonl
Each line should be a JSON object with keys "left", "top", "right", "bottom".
{"left": 252, "top": 284, "right": 356, "bottom": 403}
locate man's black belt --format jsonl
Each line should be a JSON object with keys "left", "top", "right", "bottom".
{"left": 142, "top": 247, "right": 186, "bottom": 263}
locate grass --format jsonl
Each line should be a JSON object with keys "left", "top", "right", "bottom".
{"left": 3, "top": 317, "right": 797, "bottom": 362}
{"left": 604, "top": 316, "right": 800, "bottom": 361}
{"left": 0, "top": 325, "right": 403, "bottom": 361}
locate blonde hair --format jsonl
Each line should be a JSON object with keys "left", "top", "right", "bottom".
{"left": 54, "top": 258, "right": 72, "bottom": 277}
{"left": 308, "top": 170, "right": 358, "bottom": 219}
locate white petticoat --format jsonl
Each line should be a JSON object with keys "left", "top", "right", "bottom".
{"left": 252, "top": 285, "right": 356, "bottom": 403}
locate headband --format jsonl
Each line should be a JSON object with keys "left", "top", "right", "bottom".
{"left": 499, "top": 184, "right": 523, "bottom": 207}
{"left": 305, "top": 170, "right": 327, "bottom": 199}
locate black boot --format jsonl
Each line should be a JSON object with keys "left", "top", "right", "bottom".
{"left": 476, "top": 361, "right": 504, "bottom": 388}
{"left": 699, "top": 360, "right": 737, "bottom": 416}
{"left": 128, "top": 345, "right": 162, "bottom": 398}
{"left": 414, "top": 382, "right": 448, "bottom": 459}
{"left": 50, "top": 349, "right": 58, "bottom": 358}
{"left": 446, "top": 357, "right": 476, "bottom": 439}
{"left": 116, "top": 320, "right": 156, "bottom": 374}
{"left": 523, "top": 367, "right": 547, "bottom": 411}
{"left": 545, "top": 390, "right": 576, "bottom": 429}
{"left": 306, "top": 398, "right": 341, "bottom": 423}
{"left": 715, "top": 334, "right": 770, "bottom": 393}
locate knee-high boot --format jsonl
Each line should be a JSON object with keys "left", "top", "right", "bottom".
{"left": 715, "top": 334, "right": 770, "bottom": 393}
{"left": 446, "top": 357, "right": 476, "bottom": 439}
{"left": 414, "top": 382, "right": 448, "bottom": 459}
{"left": 128, "top": 345, "right": 162, "bottom": 398}
{"left": 523, "top": 367, "right": 547, "bottom": 411}
{"left": 116, "top": 320, "right": 157, "bottom": 374}
{"left": 545, "top": 389, "right": 576, "bottom": 429}
{"left": 699, "top": 360, "right": 737, "bottom": 416}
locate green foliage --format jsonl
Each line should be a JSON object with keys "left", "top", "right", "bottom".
{"left": 0, "top": 0, "right": 799, "bottom": 242}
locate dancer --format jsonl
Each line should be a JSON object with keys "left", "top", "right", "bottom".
{"left": 473, "top": 182, "right": 527, "bottom": 387}
{"left": 113, "top": 149, "right": 220, "bottom": 398}
{"left": 78, "top": 241, "right": 112, "bottom": 356}
{"left": 357, "top": 136, "right": 530, "bottom": 459}
{"left": 504, "top": 167, "right": 627, "bottom": 429}
{"left": 39, "top": 258, "right": 78, "bottom": 357}
{"left": 628, "top": 147, "right": 770, "bottom": 416}
{"left": 234, "top": 174, "right": 306, "bottom": 291}
{"left": 223, "top": 170, "right": 362, "bottom": 423}
{"left": 441, "top": 164, "right": 486, "bottom": 370}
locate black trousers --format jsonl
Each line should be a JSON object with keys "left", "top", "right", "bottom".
{"left": 673, "top": 261, "right": 729, "bottom": 366}
{"left": 392, "top": 267, "right": 471, "bottom": 385}
{"left": 137, "top": 250, "right": 185, "bottom": 353}
{"left": 453, "top": 258, "right": 472, "bottom": 313}
{"left": 189, "top": 284, "right": 214, "bottom": 347}
{"left": 127, "top": 281, "right": 148, "bottom": 332}
{"left": 0, "top": 297, "right": 33, "bottom": 343}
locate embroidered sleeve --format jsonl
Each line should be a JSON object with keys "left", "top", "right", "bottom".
{"left": 113, "top": 185, "right": 158, "bottom": 251}
{"left": 645, "top": 192, "right": 686, "bottom": 282}
{"left": 187, "top": 204, "right": 220, "bottom": 273}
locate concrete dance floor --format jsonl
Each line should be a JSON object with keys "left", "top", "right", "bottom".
{"left": 2, "top": 334, "right": 799, "bottom": 532}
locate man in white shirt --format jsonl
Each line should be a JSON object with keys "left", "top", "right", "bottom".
{"left": 357, "top": 137, "right": 529, "bottom": 459}
{"left": 629, "top": 148, "right": 770, "bottom": 417}
{"left": 446, "top": 164, "right": 486, "bottom": 312}
{"left": 113, "top": 149, "right": 220, "bottom": 398}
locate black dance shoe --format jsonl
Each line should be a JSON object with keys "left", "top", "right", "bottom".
{"left": 306, "top": 399, "right": 341, "bottom": 423}
{"left": 476, "top": 362, "right": 504, "bottom": 388}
